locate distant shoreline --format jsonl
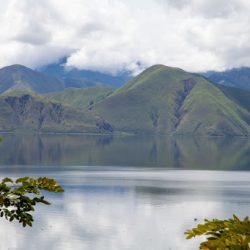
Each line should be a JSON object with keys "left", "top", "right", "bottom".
{"left": 0, "top": 130, "right": 249, "bottom": 138}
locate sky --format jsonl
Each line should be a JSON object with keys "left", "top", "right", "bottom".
{"left": 0, "top": 0, "right": 250, "bottom": 75}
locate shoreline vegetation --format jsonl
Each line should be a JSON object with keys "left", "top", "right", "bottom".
{"left": 186, "top": 215, "right": 250, "bottom": 249}
{"left": 0, "top": 177, "right": 64, "bottom": 227}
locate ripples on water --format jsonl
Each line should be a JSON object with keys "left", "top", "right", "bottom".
{"left": 0, "top": 134, "right": 250, "bottom": 249}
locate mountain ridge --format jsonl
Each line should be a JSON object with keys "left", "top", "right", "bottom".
{"left": 95, "top": 65, "right": 250, "bottom": 136}
{"left": 38, "top": 58, "right": 132, "bottom": 87}
{"left": 0, "top": 64, "right": 101, "bottom": 94}
{"left": 0, "top": 91, "right": 113, "bottom": 133}
{"left": 0, "top": 64, "right": 64, "bottom": 93}
{"left": 201, "top": 67, "right": 250, "bottom": 90}
{"left": 0, "top": 64, "right": 249, "bottom": 136}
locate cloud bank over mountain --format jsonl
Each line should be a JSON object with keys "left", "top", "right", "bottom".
{"left": 1, "top": 0, "right": 250, "bottom": 75}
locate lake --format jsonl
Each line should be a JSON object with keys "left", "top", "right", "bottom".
{"left": 0, "top": 134, "right": 250, "bottom": 250}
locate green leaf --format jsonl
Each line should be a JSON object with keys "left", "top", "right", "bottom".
{"left": 185, "top": 215, "right": 250, "bottom": 249}
{"left": 0, "top": 176, "right": 64, "bottom": 227}
{"left": 2, "top": 177, "right": 13, "bottom": 183}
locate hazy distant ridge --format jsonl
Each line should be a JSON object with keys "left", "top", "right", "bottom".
{"left": 0, "top": 64, "right": 101, "bottom": 94}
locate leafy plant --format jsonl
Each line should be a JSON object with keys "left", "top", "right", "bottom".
{"left": 185, "top": 215, "right": 250, "bottom": 249}
{"left": 0, "top": 176, "right": 64, "bottom": 227}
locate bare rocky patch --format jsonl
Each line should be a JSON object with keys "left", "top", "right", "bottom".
{"left": 173, "top": 78, "right": 196, "bottom": 130}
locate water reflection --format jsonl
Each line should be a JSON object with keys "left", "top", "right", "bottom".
{"left": 0, "top": 134, "right": 249, "bottom": 170}
{"left": 1, "top": 169, "right": 250, "bottom": 250}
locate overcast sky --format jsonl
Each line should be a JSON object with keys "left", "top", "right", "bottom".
{"left": 0, "top": 0, "right": 250, "bottom": 75}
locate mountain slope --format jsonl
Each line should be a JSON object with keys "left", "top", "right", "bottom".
{"left": 0, "top": 65, "right": 64, "bottom": 93}
{"left": 0, "top": 92, "right": 113, "bottom": 133}
{"left": 46, "top": 86, "right": 114, "bottom": 110}
{"left": 0, "top": 65, "right": 100, "bottom": 94}
{"left": 202, "top": 67, "right": 250, "bottom": 90}
{"left": 63, "top": 77, "right": 101, "bottom": 88}
{"left": 215, "top": 84, "right": 250, "bottom": 113}
{"left": 0, "top": 64, "right": 249, "bottom": 136}
{"left": 95, "top": 65, "right": 250, "bottom": 136}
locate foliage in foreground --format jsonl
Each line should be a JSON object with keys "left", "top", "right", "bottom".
{"left": 0, "top": 177, "right": 64, "bottom": 227}
{"left": 185, "top": 215, "right": 250, "bottom": 250}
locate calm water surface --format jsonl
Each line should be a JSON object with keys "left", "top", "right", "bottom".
{"left": 0, "top": 134, "right": 250, "bottom": 250}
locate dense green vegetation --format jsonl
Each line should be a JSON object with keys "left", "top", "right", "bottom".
{"left": 186, "top": 215, "right": 250, "bottom": 249}
{"left": 0, "top": 176, "right": 64, "bottom": 227}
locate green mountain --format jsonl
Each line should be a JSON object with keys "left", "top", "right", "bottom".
{"left": 0, "top": 91, "right": 113, "bottom": 133}
{"left": 94, "top": 65, "right": 250, "bottom": 136}
{"left": 0, "top": 64, "right": 100, "bottom": 94}
{"left": 202, "top": 67, "right": 250, "bottom": 90}
{"left": 0, "top": 64, "right": 249, "bottom": 136}
{"left": 0, "top": 65, "right": 64, "bottom": 93}
{"left": 46, "top": 86, "right": 114, "bottom": 110}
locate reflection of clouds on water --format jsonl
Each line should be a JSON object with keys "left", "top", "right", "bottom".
{"left": 1, "top": 170, "right": 250, "bottom": 250}
{"left": 0, "top": 195, "right": 200, "bottom": 249}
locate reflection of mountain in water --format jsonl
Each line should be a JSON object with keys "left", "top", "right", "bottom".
{"left": 0, "top": 134, "right": 249, "bottom": 170}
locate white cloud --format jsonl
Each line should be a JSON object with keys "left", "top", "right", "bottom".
{"left": 0, "top": 0, "right": 250, "bottom": 74}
